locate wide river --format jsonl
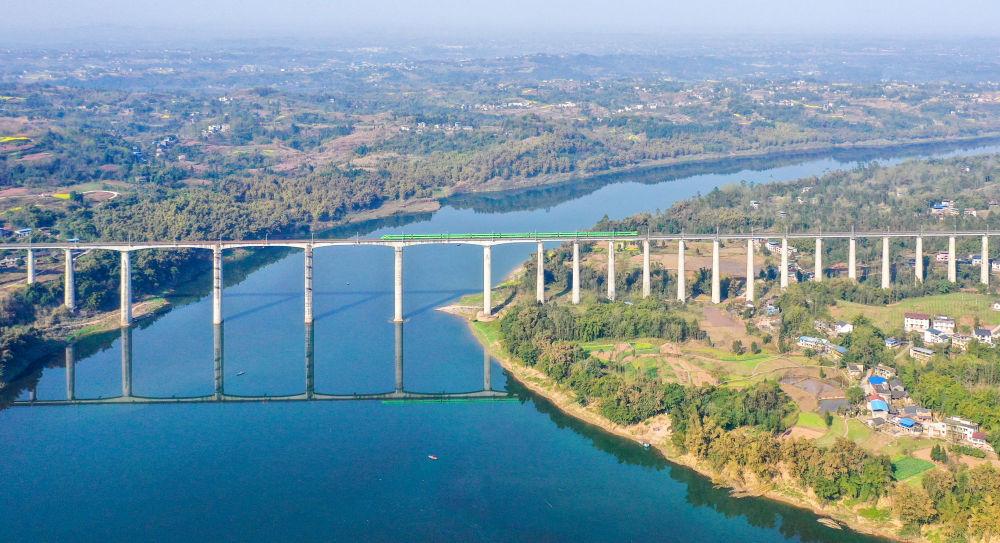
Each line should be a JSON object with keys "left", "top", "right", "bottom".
{"left": 3, "top": 143, "right": 999, "bottom": 542}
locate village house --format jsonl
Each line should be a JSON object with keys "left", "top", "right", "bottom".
{"left": 952, "top": 334, "right": 974, "bottom": 350}
{"left": 904, "top": 312, "right": 931, "bottom": 333}
{"left": 901, "top": 405, "right": 933, "bottom": 422}
{"left": 833, "top": 321, "right": 854, "bottom": 335}
{"left": 910, "top": 346, "right": 934, "bottom": 360}
{"left": 935, "top": 252, "right": 950, "bottom": 262}
{"left": 974, "top": 327, "right": 994, "bottom": 345}
{"left": 884, "top": 337, "right": 903, "bottom": 348}
{"left": 944, "top": 416, "right": 980, "bottom": 441}
{"left": 0, "top": 255, "right": 19, "bottom": 269}
{"left": 873, "top": 364, "right": 896, "bottom": 379}
{"left": 970, "top": 431, "right": 993, "bottom": 451}
{"left": 931, "top": 316, "right": 955, "bottom": 335}
{"left": 847, "top": 363, "right": 866, "bottom": 379}
{"left": 865, "top": 376, "right": 893, "bottom": 404}
{"left": 923, "top": 328, "right": 949, "bottom": 345}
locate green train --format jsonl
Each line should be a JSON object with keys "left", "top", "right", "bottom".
{"left": 379, "top": 231, "right": 640, "bottom": 241}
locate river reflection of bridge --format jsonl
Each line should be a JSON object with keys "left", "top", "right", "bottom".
{"left": 15, "top": 323, "right": 508, "bottom": 407}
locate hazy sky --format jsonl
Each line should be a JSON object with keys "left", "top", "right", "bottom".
{"left": 3, "top": 0, "right": 1000, "bottom": 43}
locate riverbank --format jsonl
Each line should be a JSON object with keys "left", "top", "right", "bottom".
{"left": 452, "top": 132, "right": 1000, "bottom": 195}
{"left": 460, "top": 314, "right": 905, "bottom": 542}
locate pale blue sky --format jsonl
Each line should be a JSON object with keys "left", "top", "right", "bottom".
{"left": 3, "top": 0, "right": 999, "bottom": 41}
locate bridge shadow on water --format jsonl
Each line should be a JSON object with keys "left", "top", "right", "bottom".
{"left": 2, "top": 319, "right": 888, "bottom": 543}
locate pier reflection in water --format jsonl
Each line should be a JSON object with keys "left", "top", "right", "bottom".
{"left": 16, "top": 322, "right": 509, "bottom": 407}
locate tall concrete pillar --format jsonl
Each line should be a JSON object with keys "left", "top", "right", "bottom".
{"left": 393, "top": 246, "right": 404, "bottom": 322}
{"left": 677, "top": 240, "right": 686, "bottom": 302}
{"left": 212, "top": 246, "right": 223, "bottom": 325}
{"left": 483, "top": 348, "right": 492, "bottom": 391}
{"left": 213, "top": 324, "right": 224, "bottom": 398}
{"left": 394, "top": 322, "right": 404, "bottom": 394}
{"left": 63, "top": 249, "right": 75, "bottom": 311}
{"left": 536, "top": 242, "right": 545, "bottom": 303}
{"left": 65, "top": 343, "right": 75, "bottom": 401}
{"left": 607, "top": 241, "right": 616, "bottom": 301}
{"left": 120, "top": 327, "right": 132, "bottom": 397}
{"left": 304, "top": 245, "right": 313, "bottom": 324}
{"left": 305, "top": 323, "right": 314, "bottom": 399}
{"left": 642, "top": 239, "right": 651, "bottom": 298}
{"left": 848, "top": 238, "right": 857, "bottom": 281}
{"left": 948, "top": 236, "right": 957, "bottom": 283}
{"left": 571, "top": 242, "right": 580, "bottom": 305}
{"left": 814, "top": 238, "right": 823, "bottom": 282}
{"left": 915, "top": 236, "right": 924, "bottom": 283}
{"left": 26, "top": 249, "right": 35, "bottom": 284}
{"left": 120, "top": 251, "right": 132, "bottom": 327}
{"left": 746, "top": 238, "right": 755, "bottom": 302}
{"left": 483, "top": 245, "right": 492, "bottom": 316}
{"left": 711, "top": 239, "right": 721, "bottom": 304}
{"left": 780, "top": 238, "right": 789, "bottom": 289}
{"left": 881, "top": 236, "right": 891, "bottom": 289}
{"left": 982, "top": 235, "right": 990, "bottom": 286}
{"left": 28, "top": 386, "right": 36, "bottom": 402}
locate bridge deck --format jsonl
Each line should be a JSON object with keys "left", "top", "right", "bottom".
{"left": 2, "top": 230, "right": 996, "bottom": 251}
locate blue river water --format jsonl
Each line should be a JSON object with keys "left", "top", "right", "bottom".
{"left": 2, "top": 143, "right": 998, "bottom": 541}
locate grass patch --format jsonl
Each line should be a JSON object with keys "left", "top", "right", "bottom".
{"left": 815, "top": 415, "right": 848, "bottom": 447}
{"left": 796, "top": 411, "right": 829, "bottom": 431}
{"left": 471, "top": 320, "right": 502, "bottom": 347}
{"left": 846, "top": 419, "right": 874, "bottom": 443}
{"left": 858, "top": 507, "right": 891, "bottom": 522}
{"left": 891, "top": 456, "right": 935, "bottom": 481}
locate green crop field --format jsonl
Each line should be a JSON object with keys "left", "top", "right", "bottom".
{"left": 832, "top": 292, "right": 999, "bottom": 332}
{"left": 795, "top": 411, "right": 829, "bottom": 431}
{"left": 891, "top": 456, "right": 935, "bottom": 481}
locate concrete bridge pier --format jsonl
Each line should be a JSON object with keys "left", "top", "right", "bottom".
{"left": 305, "top": 323, "right": 314, "bottom": 399}
{"left": 26, "top": 249, "right": 34, "bottom": 284}
{"left": 536, "top": 242, "right": 545, "bottom": 303}
{"left": 711, "top": 239, "right": 721, "bottom": 304}
{"left": 780, "top": 238, "right": 789, "bottom": 289}
{"left": 982, "top": 235, "right": 990, "bottom": 285}
{"left": 677, "top": 240, "right": 686, "bottom": 302}
{"left": 483, "top": 245, "right": 492, "bottom": 316}
{"left": 745, "top": 239, "right": 755, "bottom": 302}
{"left": 607, "top": 241, "right": 616, "bottom": 301}
{"left": 212, "top": 246, "right": 223, "bottom": 325}
{"left": 121, "top": 327, "right": 132, "bottom": 398}
{"left": 571, "top": 242, "right": 580, "bottom": 305}
{"left": 948, "top": 236, "right": 957, "bottom": 283}
{"left": 483, "top": 349, "right": 491, "bottom": 391}
{"left": 814, "top": 238, "right": 822, "bottom": 282}
{"left": 65, "top": 343, "right": 75, "bottom": 401}
{"left": 304, "top": 246, "right": 313, "bottom": 324}
{"left": 120, "top": 251, "right": 132, "bottom": 327}
{"left": 915, "top": 236, "right": 924, "bottom": 283}
{"left": 881, "top": 236, "right": 891, "bottom": 289}
{"left": 393, "top": 246, "right": 404, "bottom": 322}
{"left": 213, "top": 324, "right": 224, "bottom": 398}
{"left": 394, "top": 322, "right": 404, "bottom": 393}
{"left": 64, "top": 249, "right": 75, "bottom": 312}
{"left": 642, "top": 239, "right": 651, "bottom": 298}
{"left": 848, "top": 238, "right": 857, "bottom": 281}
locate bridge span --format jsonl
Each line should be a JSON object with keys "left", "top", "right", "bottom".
{"left": 3, "top": 229, "right": 996, "bottom": 325}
